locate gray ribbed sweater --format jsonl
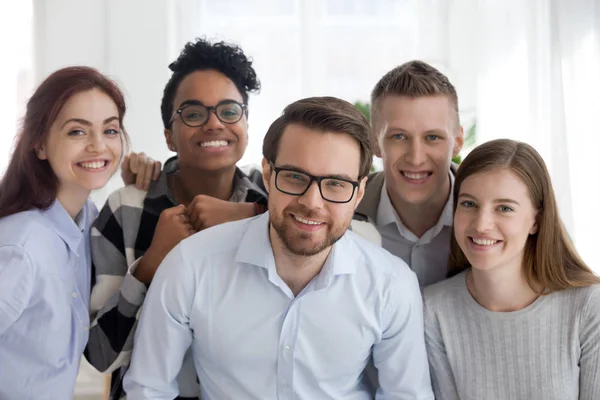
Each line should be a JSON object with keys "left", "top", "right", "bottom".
{"left": 423, "top": 271, "right": 600, "bottom": 400}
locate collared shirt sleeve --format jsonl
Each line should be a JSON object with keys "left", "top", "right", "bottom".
{"left": 85, "top": 193, "right": 148, "bottom": 373}
{"left": 123, "top": 243, "right": 195, "bottom": 399}
{"left": 0, "top": 245, "right": 35, "bottom": 335}
{"left": 374, "top": 271, "right": 435, "bottom": 400}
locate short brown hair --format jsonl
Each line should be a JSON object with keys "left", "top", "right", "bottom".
{"left": 371, "top": 60, "right": 459, "bottom": 126}
{"left": 448, "top": 139, "right": 600, "bottom": 292}
{"left": 262, "top": 96, "right": 372, "bottom": 178}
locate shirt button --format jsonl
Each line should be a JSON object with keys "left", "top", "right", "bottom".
{"left": 72, "top": 292, "right": 78, "bottom": 298}
{"left": 284, "top": 345, "right": 291, "bottom": 351}
{"left": 84, "top": 325, "right": 89, "bottom": 330}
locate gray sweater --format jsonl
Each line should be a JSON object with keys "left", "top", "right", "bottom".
{"left": 423, "top": 271, "right": 600, "bottom": 400}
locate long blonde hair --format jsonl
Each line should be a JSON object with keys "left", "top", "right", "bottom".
{"left": 448, "top": 139, "right": 600, "bottom": 293}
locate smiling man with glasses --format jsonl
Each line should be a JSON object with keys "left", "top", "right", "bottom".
{"left": 269, "top": 163, "right": 360, "bottom": 204}
{"left": 124, "top": 96, "right": 434, "bottom": 400}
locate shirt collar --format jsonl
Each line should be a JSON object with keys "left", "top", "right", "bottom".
{"left": 376, "top": 183, "right": 399, "bottom": 228}
{"left": 235, "top": 212, "right": 359, "bottom": 277}
{"left": 42, "top": 199, "right": 85, "bottom": 254}
{"left": 440, "top": 171, "right": 455, "bottom": 227}
{"left": 143, "top": 156, "right": 179, "bottom": 215}
{"left": 230, "top": 167, "right": 267, "bottom": 203}
{"left": 235, "top": 213, "right": 274, "bottom": 270}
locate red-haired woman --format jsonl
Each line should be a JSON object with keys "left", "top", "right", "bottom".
{"left": 0, "top": 66, "right": 128, "bottom": 398}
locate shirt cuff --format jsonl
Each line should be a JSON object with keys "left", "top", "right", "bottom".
{"left": 121, "top": 258, "right": 148, "bottom": 306}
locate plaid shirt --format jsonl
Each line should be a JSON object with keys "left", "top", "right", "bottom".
{"left": 85, "top": 157, "right": 267, "bottom": 399}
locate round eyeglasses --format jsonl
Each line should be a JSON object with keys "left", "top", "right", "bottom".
{"left": 169, "top": 100, "right": 247, "bottom": 127}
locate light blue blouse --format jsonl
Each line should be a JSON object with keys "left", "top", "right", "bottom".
{"left": 0, "top": 199, "right": 97, "bottom": 399}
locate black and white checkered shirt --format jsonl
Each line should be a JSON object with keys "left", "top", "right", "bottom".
{"left": 84, "top": 156, "right": 267, "bottom": 399}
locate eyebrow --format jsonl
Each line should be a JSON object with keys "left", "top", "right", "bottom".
{"left": 385, "top": 126, "right": 448, "bottom": 136}
{"left": 178, "top": 99, "right": 240, "bottom": 108}
{"left": 384, "top": 125, "right": 406, "bottom": 133}
{"left": 277, "top": 164, "right": 357, "bottom": 182}
{"left": 459, "top": 193, "right": 521, "bottom": 205}
{"left": 62, "top": 116, "right": 119, "bottom": 128}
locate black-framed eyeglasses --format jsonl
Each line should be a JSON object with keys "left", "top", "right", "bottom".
{"left": 270, "top": 163, "right": 360, "bottom": 204}
{"left": 169, "top": 100, "right": 247, "bottom": 127}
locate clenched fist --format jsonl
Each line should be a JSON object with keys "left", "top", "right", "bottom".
{"left": 185, "top": 195, "right": 256, "bottom": 231}
{"left": 133, "top": 205, "right": 195, "bottom": 284}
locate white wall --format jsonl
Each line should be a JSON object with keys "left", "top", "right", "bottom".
{"left": 0, "top": 16, "right": 18, "bottom": 173}
{"left": 0, "top": 1, "right": 33, "bottom": 175}
{"left": 33, "top": 0, "right": 176, "bottom": 205}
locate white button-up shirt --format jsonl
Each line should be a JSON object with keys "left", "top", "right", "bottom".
{"left": 124, "top": 212, "right": 433, "bottom": 400}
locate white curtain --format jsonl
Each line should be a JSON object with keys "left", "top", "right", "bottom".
{"left": 0, "top": 1, "right": 33, "bottom": 176}
{"left": 180, "top": 0, "right": 421, "bottom": 167}
{"left": 458, "top": 0, "right": 600, "bottom": 270}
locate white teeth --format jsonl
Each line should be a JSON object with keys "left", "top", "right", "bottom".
{"left": 293, "top": 215, "right": 322, "bottom": 225}
{"left": 200, "top": 140, "right": 228, "bottom": 148}
{"left": 79, "top": 161, "right": 106, "bottom": 169}
{"left": 472, "top": 238, "right": 499, "bottom": 246}
{"left": 403, "top": 172, "right": 429, "bottom": 180}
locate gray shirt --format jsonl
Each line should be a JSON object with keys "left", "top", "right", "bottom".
{"left": 375, "top": 176, "right": 453, "bottom": 287}
{"left": 423, "top": 271, "right": 600, "bottom": 400}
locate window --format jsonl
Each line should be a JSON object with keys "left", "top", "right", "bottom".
{"left": 178, "top": 0, "right": 418, "bottom": 166}
{"left": 0, "top": 0, "right": 34, "bottom": 174}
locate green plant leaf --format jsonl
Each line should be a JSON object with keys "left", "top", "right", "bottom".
{"left": 354, "top": 101, "right": 371, "bottom": 123}
{"left": 464, "top": 122, "right": 477, "bottom": 147}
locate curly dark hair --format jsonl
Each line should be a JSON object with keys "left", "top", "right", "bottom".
{"left": 160, "top": 37, "right": 261, "bottom": 128}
